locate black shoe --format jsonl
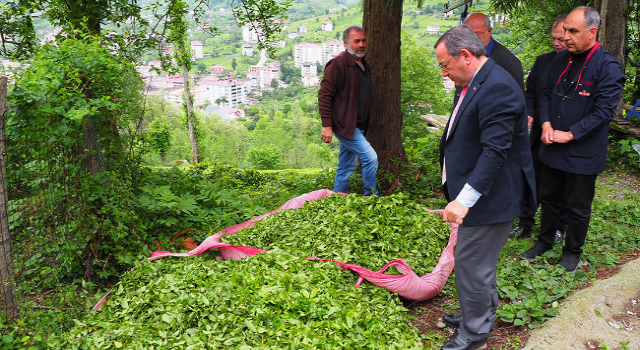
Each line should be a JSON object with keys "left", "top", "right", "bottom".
{"left": 516, "top": 229, "right": 532, "bottom": 240}
{"left": 441, "top": 333, "right": 487, "bottom": 350}
{"left": 558, "top": 253, "right": 583, "bottom": 273}
{"left": 442, "top": 312, "right": 462, "bottom": 328}
{"left": 509, "top": 225, "right": 523, "bottom": 239}
{"left": 554, "top": 229, "right": 565, "bottom": 243}
{"left": 520, "top": 241, "right": 551, "bottom": 261}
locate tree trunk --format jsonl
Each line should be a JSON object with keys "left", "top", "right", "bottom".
{"left": 83, "top": 116, "right": 101, "bottom": 174}
{"left": 595, "top": 0, "right": 628, "bottom": 115}
{"left": 595, "top": 0, "right": 627, "bottom": 67}
{"left": 161, "top": 154, "right": 167, "bottom": 167}
{"left": 182, "top": 64, "right": 200, "bottom": 163}
{"left": 0, "top": 76, "right": 19, "bottom": 321}
{"left": 363, "top": 0, "right": 407, "bottom": 174}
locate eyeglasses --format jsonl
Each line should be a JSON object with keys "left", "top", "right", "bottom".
{"left": 438, "top": 55, "right": 454, "bottom": 70}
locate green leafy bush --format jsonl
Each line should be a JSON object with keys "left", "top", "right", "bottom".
{"left": 223, "top": 193, "right": 452, "bottom": 276}
{"left": 50, "top": 251, "right": 424, "bottom": 349}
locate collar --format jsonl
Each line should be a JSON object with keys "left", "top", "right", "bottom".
{"left": 485, "top": 38, "right": 496, "bottom": 56}
{"left": 466, "top": 59, "right": 487, "bottom": 88}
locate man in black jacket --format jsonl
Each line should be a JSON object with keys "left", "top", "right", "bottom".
{"left": 510, "top": 15, "right": 570, "bottom": 241}
{"left": 520, "top": 7, "right": 625, "bottom": 272}
{"left": 464, "top": 13, "right": 524, "bottom": 92}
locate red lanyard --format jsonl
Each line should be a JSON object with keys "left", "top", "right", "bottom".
{"left": 556, "top": 42, "right": 601, "bottom": 91}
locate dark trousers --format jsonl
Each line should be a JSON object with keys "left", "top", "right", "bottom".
{"left": 519, "top": 145, "right": 568, "bottom": 231}
{"left": 455, "top": 220, "right": 513, "bottom": 341}
{"left": 537, "top": 164, "right": 597, "bottom": 255}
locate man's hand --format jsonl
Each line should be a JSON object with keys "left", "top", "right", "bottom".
{"left": 527, "top": 116, "right": 534, "bottom": 128}
{"left": 551, "top": 130, "right": 574, "bottom": 143}
{"left": 541, "top": 122, "right": 554, "bottom": 145}
{"left": 442, "top": 200, "right": 470, "bottom": 225}
{"left": 321, "top": 126, "right": 333, "bottom": 143}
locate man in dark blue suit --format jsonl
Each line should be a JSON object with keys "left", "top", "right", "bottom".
{"left": 434, "top": 24, "right": 535, "bottom": 350}
{"left": 435, "top": 24, "right": 535, "bottom": 350}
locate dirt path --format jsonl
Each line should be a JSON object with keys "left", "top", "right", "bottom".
{"left": 523, "top": 257, "right": 640, "bottom": 350}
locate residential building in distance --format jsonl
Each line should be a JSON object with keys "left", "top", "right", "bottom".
{"left": 210, "top": 65, "right": 227, "bottom": 74}
{"left": 294, "top": 43, "right": 322, "bottom": 67}
{"left": 202, "top": 79, "right": 251, "bottom": 107}
{"left": 242, "top": 23, "right": 261, "bottom": 43}
{"left": 301, "top": 62, "right": 317, "bottom": 76}
{"left": 427, "top": 25, "right": 440, "bottom": 35}
{"left": 322, "top": 40, "right": 344, "bottom": 64}
{"left": 191, "top": 41, "right": 204, "bottom": 59}
{"left": 214, "top": 107, "right": 245, "bottom": 121}
{"left": 302, "top": 75, "right": 319, "bottom": 87}
{"left": 248, "top": 62, "right": 281, "bottom": 89}
{"left": 286, "top": 32, "right": 300, "bottom": 40}
{"left": 297, "top": 25, "right": 308, "bottom": 34}
{"left": 242, "top": 44, "right": 254, "bottom": 56}
{"left": 322, "top": 22, "right": 334, "bottom": 32}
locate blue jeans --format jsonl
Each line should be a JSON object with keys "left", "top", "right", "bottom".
{"left": 333, "top": 128, "right": 379, "bottom": 196}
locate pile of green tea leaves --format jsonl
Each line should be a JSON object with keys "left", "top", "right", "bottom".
{"left": 222, "top": 193, "right": 452, "bottom": 276}
{"left": 50, "top": 251, "right": 425, "bottom": 349}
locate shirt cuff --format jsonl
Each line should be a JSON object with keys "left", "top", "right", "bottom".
{"left": 455, "top": 183, "right": 481, "bottom": 208}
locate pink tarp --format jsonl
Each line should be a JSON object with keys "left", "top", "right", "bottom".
{"left": 93, "top": 190, "right": 457, "bottom": 310}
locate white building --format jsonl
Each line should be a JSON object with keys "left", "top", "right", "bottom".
{"left": 286, "top": 32, "right": 299, "bottom": 40}
{"left": 201, "top": 79, "right": 251, "bottom": 107}
{"left": 322, "top": 22, "right": 334, "bottom": 32}
{"left": 243, "top": 23, "right": 262, "bottom": 43}
{"left": 302, "top": 74, "right": 319, "bottom": 87}
{"left": 322, "top": 40, "right": 344, "bottom": 64}
{"left": 294, "top": 43, "right": 323, "bottom": 67}
{"left": 427, "top": 25, "right": 440, "bottom": 35}
{"left": 191, "top": 41, "right": 204, "bottom": 59}
{"left": 249, "top": 62, "right": 281, "bottom": 89}
{"left": 297, "top": 25, "right": 308, "bottom": 34}
{"left": 301, "top": 62, "right": 317, "bottom": 76}
{"left": 242, "top": 44, "right": 254, "bottom": 56}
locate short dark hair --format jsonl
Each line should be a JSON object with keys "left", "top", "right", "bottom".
{"left": 343, "top": 25, "right": 365, "bottom": 43}
{"left": 552, "top": 14, "right": 567, "bottom": 29}
{"left": 573, "top": 6, "right": 600, "bottom": 30}
{"left": 434, "top": 24, "right": 486, "bottom": 58}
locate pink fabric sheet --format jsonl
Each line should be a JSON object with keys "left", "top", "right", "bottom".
{"left": 93, "top": 189, "right": 457, "bottom": 310}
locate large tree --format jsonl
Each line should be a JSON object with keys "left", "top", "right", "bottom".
{"left": 363, "top": 0, "right": 406, "bottom": 174}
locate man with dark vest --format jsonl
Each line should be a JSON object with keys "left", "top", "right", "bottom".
{"left": 318, "top": 25, "right": 378, "bottom": 196}
{"left": 520, "top": 7, "right": 625, "bottom": 272}
{"left": 510, "top": 15, "right": 571, "bottom": 241}
{"left": 435, "top": 24, "right": 535, "bottom": 350}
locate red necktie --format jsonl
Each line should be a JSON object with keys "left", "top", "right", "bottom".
{"left": 442, "top": 86, "right": 469, "bottom": 185}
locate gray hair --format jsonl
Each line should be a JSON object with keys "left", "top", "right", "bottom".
{"left": 552, "top": 14, "right": 567, "bottom": 29}
{"left": 434, "top": 24, "right": 486, "bottom": 58}
{"left": 573, "top": 6, "right": 600, "bottom": 30}
{"left": 343, "top": 25, "right": 365, "bottom": 43}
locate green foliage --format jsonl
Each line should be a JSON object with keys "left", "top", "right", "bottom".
{"left": 223, "top": 193, "right": 452, "bottom": 276}
{"left": 606, "top": 135, "right": 640, "bottom": 174}
{"left": 233, "top": 0, "right": 293, "bottom": 57}
{"left": 246, "top": 145, "right": 284, "bottom": 170}
{"left": 489, "top": 0, "right": 585, "bottom": 72}
{"left": 146, "top": 117, "right": 172, "bottom": 163}
{"left": 0, "top": 2, "right": 37, "bottom": 59}
{"left": 496, "top": 257, "right": 587, "bottom": 328}
{"left": 50, "top": 251, "right": 424, "bottom": 349}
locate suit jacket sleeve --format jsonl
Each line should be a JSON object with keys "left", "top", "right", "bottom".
{"left": 467, "top": 82, "right": 522, "bottom": 197}
{"left": 525, "top": 56, "right": 543, "bottom": 120}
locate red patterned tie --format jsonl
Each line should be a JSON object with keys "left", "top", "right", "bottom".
{"left": 442, "top": 86, "right": 469, "bottom": 185}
